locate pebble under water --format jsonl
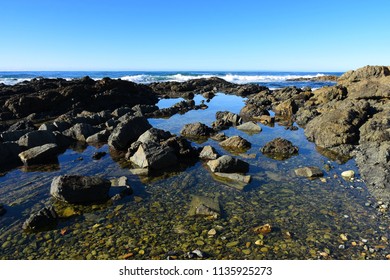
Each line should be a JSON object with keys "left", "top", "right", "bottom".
{"left": 0, "top": 93, "right": 389, "bottom": 260}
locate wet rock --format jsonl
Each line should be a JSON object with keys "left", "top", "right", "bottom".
{"left": 110, "top": 176, "right": 129, "bottom": 187}
{"left": 186, "top": 249, "right": 207, "bottom": 259}
{"left": 253, "top": 223, "right": 272, "bottom": 235}
{"left": 92, "top": 151, "right": 107, "bottom": 160}
{"left": 294, "top": 166, "right": 324, "bottom": 178}
{"left": 207, "top": 155, "right": 249, "bottom": 173}
{"left": 239, "top": 103, "right": 270, "bottom": 120}
{"left": 0, "top": 142, "right": 22, "bottom": 166}
{"left": 18, "top": 130, "right": 57, "bottom": 149}
{"left": 210, "top": 133, "right": 228, "bottom": 142}
{"left": 18, "top": 143, "right": 58, "bottom": 165}
{"left": 108, "top": 116, "right": 151, "bottom": 150}
{"left": 63, "top": 123, "right": 101, "bottom": 142}
{"left": 219, "top": 135, "right": 251, "bottom": 151}
{"left": 236, "top": 121, "right": 262, "bottom": 133}
{"left": 50, "top": 175, "right": 111, "bottom": 204}
{"left": 256, "top": 115, "right": 275, "bottom": 125}
{"left": 212, "top": 111, "right": 242, "bottom": 130}
{"left": 86, "top": 129, "right": 111, "bottom": 144}
{"left": 187, "top": 195, "right": 220, "bottom": 219}
{"left": 136, "top": 128, "right": 172, "bottom": 144}
{"left": 261, "top": 137, "right": 299, "bottom": 160}
{"left": 129, "top": 168, "right": 149, "bottom": 176}
{"left": 22, "top": 206, "right": 58, "bottom": 232}
{"left": 180, "top": 122, "right": 214, "bottom": 139}
{"left": 199, "top": 145, "right": 219, "bottom": 160}
{"left": 213, "top": 172, "right": 251, "bottom": 190}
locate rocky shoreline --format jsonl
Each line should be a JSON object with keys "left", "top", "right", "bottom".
{"left": 0, "top": 65, "right": 389, "bottom": 259}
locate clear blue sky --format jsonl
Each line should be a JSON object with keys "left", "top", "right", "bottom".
{"left": 1, "top": 0, "right": 389, "bottom": 71}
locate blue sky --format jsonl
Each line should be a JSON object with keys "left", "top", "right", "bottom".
{"left": 1, "top": 0, "right": 389, "bottom": 71}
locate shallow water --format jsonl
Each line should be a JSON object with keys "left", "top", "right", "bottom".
{"left": 0, "top": 93, "right": 389, "bottom": 260}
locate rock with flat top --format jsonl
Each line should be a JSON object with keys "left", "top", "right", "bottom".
{"left": 294, "top": 166, "right": 323, "bottom": 178}
{"left": 207, "top": 155, "right": 249, "bottom": 173}
{"left": 18, "top": 144, "right": 58, "bottom": 165}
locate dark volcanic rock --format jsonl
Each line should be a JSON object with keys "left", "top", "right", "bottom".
{"left": 22, "top": 206, "right": 58, "bottom": 232}
{"left": 18, "top": 143, "right": 58, "bottom": 165}
{"left": 180, "top": 122, "right": 214, "bottom": 139}
{"left": 50, "top": 175, "right": 111, "bottom": 204}
{"left": 261, "top": 138, "right": 299, "bottom": 160}
{"left": 108, "top": 116, "right": 152, "bottom": 150}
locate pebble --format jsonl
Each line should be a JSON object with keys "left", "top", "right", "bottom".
{"left": 208, "top": 229, "right": 217, "bottom": 236}
{"left": 341, "top": 170, "right": 355, "bottom": 180}
{"left": 340, "top": 234, "right": 348, "bottom": 241}
{"left": 242, "top": 249, "right": 251, "bottom": 255}
{"left": 253, "top": 224, "right": 272, "bottom": 235}
{"left": 338, "top": 245, "right": 345, "bottom": 249}
{"left": 386, "top": 254, "right": 390, "bottom": 260}
{"left": 255, "top": 240, "right": 264, "bottom": 246}
{"left": 362, "top": 239, "right": 368, "bottom": 243}
{"left": 226, "top": 241, "right": 239, "bottom": 248}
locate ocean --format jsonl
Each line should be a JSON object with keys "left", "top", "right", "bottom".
{"left": 0, "top": 71, "right": 341, "bottom": 89}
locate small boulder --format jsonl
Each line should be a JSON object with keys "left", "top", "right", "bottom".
{"left": 18, "top": 143, "right": 58, "bottom": 165}
{"left": 261, "top": 138, "right": 299, "bottom": 160}
{"left": 236, "top": 121, "right": 262, "bottom": 133}
{"left": 86, "top": 129, "right": 111, "bottom": 144}
{"left": 63, "top": 123, "right": 101, "bottom": 142}
{"left": 294, "top": 166, "right": 324, "bottom": 178}
{"left": 18, "top": 130, "right": 56, "bottom": 149}
{"left": 219, "top": 135, "right": 251, "bottom": 151}
{"left": 180, "top": 122, "right": 214, "bottom": 139}
{"left": 130, "top": 142, "right": 178, "bottom": 170}
{"left": 22, "top": 206, "right": 58, "bottom": 232}
{"left": 199, "top": 145, "right": 219, "bottom": 160}
{"left": 207, "top": 155, "right": 249, "bottom": 173}
{"left": 50, "top": 175, "right": 111, "bottom": 204}
{"left": 187, "top": 195, "right": 220, "bottom": 219}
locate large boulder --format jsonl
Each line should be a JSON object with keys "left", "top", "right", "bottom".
{"left": 180, "top": 122, "right": 214, "bottom": 139}
{"left": 273, "top": 99, "right": 298, "bottom": 117}
{"left": 18, "top": 130, "right": 57, "bottom": 149}
{"left": 18, "top": 143, "right": 58, "bottom": 165}
{"left": 50, "top": 175, "right": 111, "bottom": 204}
{"left": 22, "top": 206, "right": 58, "bottom": 232}
{"left": 219, "top": 135, "right": 251, "bottom": 151}
{"left": 108, "top": 116, "right": 151, "bottom": 150}
{"left": 304, "top": 99, "right": 370, "bottom": 152}
{"left": 261, "top": 138, "right": 299, "bottom": 160}
{"left": 207, "top": 155, "right": 249, "bottom": 173}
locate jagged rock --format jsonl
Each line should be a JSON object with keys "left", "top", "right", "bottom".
{"left": 210, "top": 133, "right": 228, "bottom": 142}
{"left": 359, "top": 110, "right": 390, "bottom": 144}
{"left": 239, "top": 103, "right": 270, "bottom": 120}
{"left": 108, "top": 116, "right": 151, "bottom": 150}
{"left": 18, "top": 130, "right": 57, "bottom": 149}
{"left": 130, "top": 142, "right": 177, "bottom": 170}
{"left": 261, "top": 138, "right": 299, "bottom": 160}
{"left": 50, "top": 175, "right": 111, "bottom": 204}
{"left": 338, "top": 65, "right": 390, "bottom": 83}
{"left": 1, "top": 129, "right": 32, "bottom": 142}
{"left": 187, "top": 195, "right": 220, "bottom": 219}
{"left": 0, "top": 142, "right": 22, "bottom": 166}
{"left": 207, "top": 155, "right": 249, "bottom": 173}
{"left": 112, "top": 107, "right": 133, "bottom": 117}
{"left": 294, "top": 167, "right": 324, "bottom": 178}
{"left": 273, "top": 99, "right": 298, "bottom": 116}
{"left": 63, "top": 123, "right": 101, "bottom": 142}
{"left": 219, "top": 135, "right": 251, "bottom": 151}
{"left": 305, "top": 99, "right": 370, "bottom": 152}
{"left": 86, "top": 129, "right": 111, "bottom": 144}
{"left": 18, "top": 143, "right": 58, "bottom": 165}
{"left": 180, "top": 122, "right": 214, "bottom": 139}
{"left": 236, "top": 121, "right": 262, "bottom": 133}
{"left": 212, "top": 111, "right": 242, "bottom": 130}
{"left": 199, "top": 145, "right": 219, "bottom": 160}
{"left": 22, "top": 206, "right": 58, "bottom": 231}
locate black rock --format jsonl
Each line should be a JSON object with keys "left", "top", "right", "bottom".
{"left": 92, "top": 151, "right": 107, "bottom": 160}
{"left": 22, "top": 206, "right": 58, "bottom": 232}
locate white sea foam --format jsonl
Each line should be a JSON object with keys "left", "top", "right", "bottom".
{"left": 0, "top": 78, "right": 33, "bottom": 86}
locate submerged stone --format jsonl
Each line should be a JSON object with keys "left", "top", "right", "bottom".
{"left": 187, "top": 195, "right": 220, "bottom": 219}
{"left": 294, "top": 166, "right": 324, "bottom": 178}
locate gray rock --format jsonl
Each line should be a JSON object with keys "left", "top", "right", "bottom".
{"left": 219, "top": 135, "right": 251, "bottom": 151}
{"left": 22, "top": 206, "right": 58, "bottom": 231}
{"left": 213, "top": 172, "right": 251, "bottom": 190}
{"left": 199, "top": 145, "right": 219, "bottom": 160}
{"left": 108, "top": 116, "right": 151, "bottom": 150}
{"left": 63, "top": 123, "right": 101, "bottom": 142}
{"left": 50, "top": 175, "right": 111, "bottom": 204}
{"left": 130, "top": 142, "right": 178, "bottom": 170}
{"left": 180, "top": 122, "right": 214, "bottom": 139}
{"left": 18, "top": 130, "right": 57, "bottom": 149}
{"left": 294, "top": 167, "right": 324, "bottom": 178}
{"left": 18, "top": 144, "right": 58, "bottom": 165}
{"left": 112, "top": 107, "right": 133, "bottom": 118}
{"left": 86, "top": 129, "right": 111, "bottom": 144}
{"left": 236, "top": 121, "right": 262, "bottom": 133}
{"left": 0, "top": 142, "right": 22, "bottom": 166}
{"left": 187, "top": 195, "right": 220, "bottom": 218}
{"left": 207, "top": 155, "right": 249, "bottom": 173}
